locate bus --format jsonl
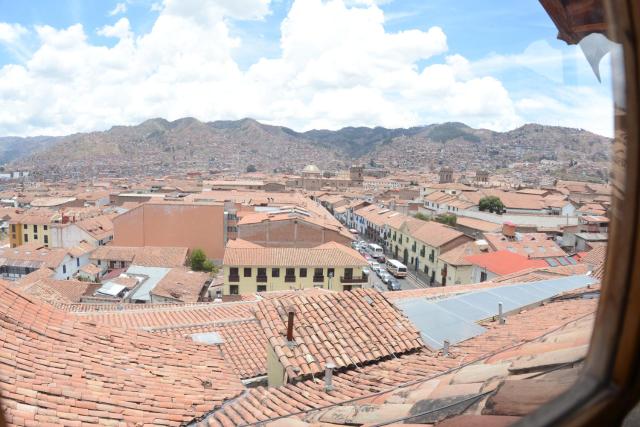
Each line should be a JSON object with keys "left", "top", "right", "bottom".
{"left": 367, "top": 243, "right": 384, "bottom": 261}
{"left": 386, "top": 259, "right": 408, "bottom": 278}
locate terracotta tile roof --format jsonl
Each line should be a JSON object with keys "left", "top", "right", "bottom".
{"left": 70, "top": 300, "right": 257, "bottom": 328}
{"left": 455, "top": 216, "right": 502, "bottom": 233}
{"left": 151, "top": 267, "right": 210, "bottom": 303}
{"left": 483, "top": 232, "right": 567, "bottom": 258}
{"left": 223, "top": 240, "right": 368, "bottom": 267}
{"left": 256, "top": 288, "right": 423, "bottom": 380}
{"left": 14, "top": 278, "right": 100, "bottom": 304}
{"left": 11, "top": 267, "right": 54, "bottom": 287}
{"left": 149, "top": 319, "right": 268, "bottom": 380}
{"left": 488, "top": 264, "right": 591, "bottom": 284}
{"left": 75, "top": 214, "right": 114, "bottom": 240}
{"left": 79, "top": 262, "right": 101, "bottom": 275}
{"left": 8, "top": 208, "right": 55, "bottom": 225}
{"left": 67, "top": 241, "right": 96, "bottom": 258}
{"left": 465, "top": 250, "right": 549, "bottom": 275}
{"left": 90, "top": 245, "right": 188, "bottom": 267}
{"left": 291, "top": 309, "right": 595, "bottom": 426}
{"left": 438, "top": 241, "right": 491, "bottom": 266}
{"left": 0, "top": 244, "right": 68, "bottom": 269}
{"left": 0, "top": 282, "right": 244, "bottom": 426}
{"left": 200, "top": 296, "right": 596, "bottom": 426}
{"left": 406, "top": 221, "right": 466, "bottom": 248}
{"left": 578, "top": 243, "right": 607, "bottom": 267}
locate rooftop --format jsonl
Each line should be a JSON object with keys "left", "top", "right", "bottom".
{"left": 223, "top": 240, "right": 368, "bottom": 267}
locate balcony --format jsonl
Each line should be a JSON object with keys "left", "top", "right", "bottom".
{"left": 340, "top": 275, "right": 368, "bottom": 284}
{"left": 313, "top": 275, "right": 325, "bottom": 283}
{"left": 229, "top": 275, "right": 240, "bottom": 283}
{"left": 257, "top": 276, "right": 268, "bottom": 283}
{"left": 284, "top": 276, "right": 296, "bottom": 283}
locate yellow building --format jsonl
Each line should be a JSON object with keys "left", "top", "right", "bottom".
{"left": 222, "top": 239, "right": 369, "bottom": 295}
{"left": 9, "top": 210, "right": 54, "bottom": 248}
{"left": 386, "top": 218, "right": 472, "bottom": 286}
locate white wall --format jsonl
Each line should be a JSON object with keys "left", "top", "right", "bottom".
{"left": 458, "top": 210, "right": 579, "bottom": 228}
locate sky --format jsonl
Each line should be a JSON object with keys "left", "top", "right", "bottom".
{"left": 0, "top": 0, "right": 616, "bottom": 137}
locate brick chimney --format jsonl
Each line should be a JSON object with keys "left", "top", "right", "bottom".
{"left": 502, "top": 222, "right": 516, "bottom": 239}
{"left": 286, "top": 309, "right": 295, "bottom": 342}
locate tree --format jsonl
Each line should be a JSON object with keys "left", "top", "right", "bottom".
{"left": 435, "top": 213, "right": 457, "bottom": 226}
{"left": 246, "top": 164, "right": 257, "bottom": 173}
{"left": 414, "top": 212, "right": 430, "bottom": 221}
{"left": 190, "top": 249, "right": 207, "bottom": 271}
{"left": 202, "top": 260, "right": 218, "bottom": 273}
{"left": 478, "top": 196, "right": 505, "bottom": 214}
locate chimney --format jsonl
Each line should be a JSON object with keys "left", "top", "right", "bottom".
{"left": 324, "top": 362, "right": 336, "bottom": 392}
{"left": 498, "top": 302, "right": 506, "bottom": 324}
{"left": 286, "top": 309, "right": 295, "bottom": 342}
{"left": 502, "top": 222, "right": 516, "bottom": 239}
{"left": 443, "top": 340, "right": 450, "bottom": 357}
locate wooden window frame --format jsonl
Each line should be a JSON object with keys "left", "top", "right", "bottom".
{"left": 522, "top": 1, "right": 640, "bottom": 426}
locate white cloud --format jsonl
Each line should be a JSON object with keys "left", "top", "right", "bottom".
{"left": 109, "top": 2, "right": 128, "bottom": 16}
{"left": 0, "top": 22, "right": 27, "bottom": 44}
{"left": 98, "top": 18, "right": 132, "bottom": 39}
{"left": 1, "top": 0, "right": 611, "bottom": 138}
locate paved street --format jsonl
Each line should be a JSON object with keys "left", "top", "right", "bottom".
{"left": 354, "top": 235, "right": 431, "bottom": 292}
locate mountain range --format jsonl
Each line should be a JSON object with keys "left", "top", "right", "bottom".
{"left": 3, "top": 118, "right": 611, "bottom": 181}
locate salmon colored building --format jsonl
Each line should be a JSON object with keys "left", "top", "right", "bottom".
{"left": 112, "top": 202, "right": 226, "bottom": 260}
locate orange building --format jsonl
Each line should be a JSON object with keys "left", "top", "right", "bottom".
{"left": 112, "top": 202, "right": 226, "bottom": 260}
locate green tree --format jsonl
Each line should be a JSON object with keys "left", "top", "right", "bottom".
{"left": 414, "top": 212, "right": 430, "bottom": 221}
{"left": 478, "top": 196, "right": 505, "bottom": 214}
{"left": 435, "top": 213, "right": 457, "bottom": 226}
{"left": 202, "top": 260, "right": 218, "bottom": 273}
{"left": 190, "top": 248, "right": 207, "bottom": 271}
{"left": 246, "top": 164, "right": 257, "bottom": 173}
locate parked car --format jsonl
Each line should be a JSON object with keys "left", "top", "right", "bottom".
{"left": 368, "top": 260, "right": 379, "bottom": 269}
{"left": 379, "top": 271, "right": 392, "bottom": 284}
{"left": 375, "top": 254, "right": 386, "bottom": 263}
{"left": 371, "top": 265, "right": 382, "bottom": 275}
{"left": 362, "top": 267, "right": 371, "bottom": 276}
{"left": 387, "top": 279, "right": 401, "bottom": 291}
{"left": 376, "top": 266, "right": 387, "bottom": 277}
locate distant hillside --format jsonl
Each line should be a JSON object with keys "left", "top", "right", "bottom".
{"left": 0, "top": 136, "right": 59, "bottom": 165}
{"left": 6, "top": 118, "right": 611, "bottom": 180}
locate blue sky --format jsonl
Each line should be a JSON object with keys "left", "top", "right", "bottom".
{"left": 0, "top": 0, "right": 615, "bottom": 136}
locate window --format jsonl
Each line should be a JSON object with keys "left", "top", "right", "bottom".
{"left": 33, "top": 225, "right": 38, "bottom": 233}
{"left": 76, "top": 258, "right": 80, "bottom": 267}
{"left": 327, "top": 268, "right": 335, "bottom": 277}
{"left": 299, "top": 268, "right": 307, "bottom": 277}
{"left": 480, "top": 271, "right": 487, "bottom": 282}
{"left": 44, "top": 235, "right": 48, "bottom": 244}
{"left": 229, "top": 285, "right": 239, "bottom": 295}
{"left": 11, "top": 224, "right": 15, "bottom": 232}
{"left": 23, "top": 234, "right": 28, "bottom": 242}
{"left": 243, "top": 267, "right": 252, "bottom": 277}
{"left": 285, "top": 267, "right": 295, "bottom": 282}
{"left": 229, "top": 267, "right": 239, "bottom": 282}
{"left": 271, "top": 268, "right": 280, "bottom": 278}
{"left": 313, "top": 268, "right": 324, "bottom": 282}
{"left": 63, "top": 265, "right": 66, "bottom": 274}
{"left": 344, "top": 268, "right": 353, "bottom": 279}
{"left": 33, "top": 235, "right": 38, "bottom": 240}
{"left": 257, "top": 285, "right": 267, "bottom": 292}
{"left": 257, "top": 267, "right": 267, "bottom": 282}
{"left": 43, "top": 225, "right": 47, "bottom": 231}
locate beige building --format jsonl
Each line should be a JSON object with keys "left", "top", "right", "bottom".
{"left": 387, "top": 218, "right": 473, "bottom": 285}
{"left": 222, "top": 240, "right": 369, "bottom": 295}
{"left": 237, "top": 209, "right": 354, "bottom": 248}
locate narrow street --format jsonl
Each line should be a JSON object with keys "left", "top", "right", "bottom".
{"left": 355, "top": 234, "right": 431, "bottom": 292}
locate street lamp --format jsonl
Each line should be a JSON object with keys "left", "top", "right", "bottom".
{"left": 328, "top": 271, "right": 334, "bottom": 290}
